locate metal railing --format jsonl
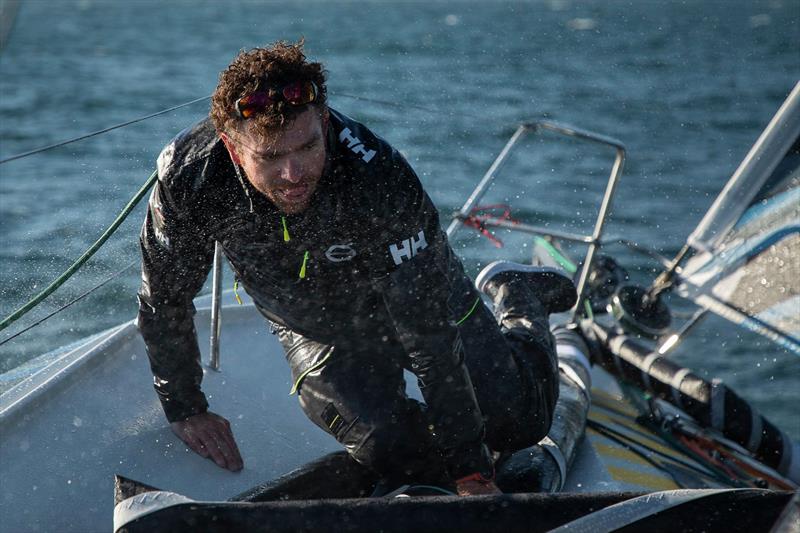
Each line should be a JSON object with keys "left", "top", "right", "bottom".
{"left": 446, "top": 120, "right": 626, "bottom": 323}
{"left": 208, "top": 242, "right": 224, "bottom": 371}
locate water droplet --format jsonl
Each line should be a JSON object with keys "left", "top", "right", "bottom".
{"left": 444, "top": 14, "right": 460, "bottom": 26}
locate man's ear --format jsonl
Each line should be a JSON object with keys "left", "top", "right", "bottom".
{"left": 219, "top": 132, "right": 243, "bottom": 166}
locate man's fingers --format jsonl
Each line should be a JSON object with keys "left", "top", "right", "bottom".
{"left": 218, "top": 425, "right": 244, "bottom": 470}
{"left": 198, "top": 431, "right": 229, "bottom": 469}
{"left": 170, "top": 412, "right": 243, "bottom": 471}
{"left": 192, "top": 439, "right": 211, "bottom": 459}
{"left": 173, "top": 425, "right": 210, "bottom": 458}
{"left": 211, "top": 431, "right": 236, "bottom": 469}
{"left": 203, "top": 426, "right": 242, "bottom": 471}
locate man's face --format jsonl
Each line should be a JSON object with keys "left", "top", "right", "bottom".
{"left": 222, "top": 107, "right": 328, "bottom": 214}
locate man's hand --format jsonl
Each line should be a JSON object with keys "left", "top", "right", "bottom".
{"left": 454, "top": 472, "right": 503, "bottom": 496}
{"left": 170, "top": 411, "right": 244, "bottom": 471}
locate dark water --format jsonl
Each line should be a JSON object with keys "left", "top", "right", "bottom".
{"left": 0, "top": 0, "right": 798, "bottom": 438}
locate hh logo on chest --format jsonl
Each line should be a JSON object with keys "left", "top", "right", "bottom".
{"left": 339, "top": 127, "right": 376, "bottom": 163}
{"left": 389, "top": 230, "right": 427, "bottom": 265}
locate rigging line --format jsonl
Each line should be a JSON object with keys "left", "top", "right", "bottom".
{"left": 585, "top": 419, "right": 728, "bottom": 487}
{"left": 607, "top": 239, "right": 673, "bottom": 268}
{"left": 0, "top": 261, "right": 137, "bottom": 347}
{"left": 0, "top": 96, "right": 211, "bottom": 165}
{"left": 1, "top": 91, "right": 503, "bottom": 166}
{"left": 0, "top": 170, "right": 158, "bottom": 333}
{"left": 332, "top": 92, "right": 490, "bottom": 122}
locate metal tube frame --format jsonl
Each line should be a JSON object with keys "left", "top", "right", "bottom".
{"left": 209, "top": 241, "right": 223, "bottom": 371}
{"left": 447, "top": 120, "right": 626, "bottom": 323}
{"left": 446, "top": 125, "right": 530, "bottom": 236}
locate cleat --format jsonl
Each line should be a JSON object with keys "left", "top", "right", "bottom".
{"left": 475, "top": 261, "right": 578, "bottom": 314}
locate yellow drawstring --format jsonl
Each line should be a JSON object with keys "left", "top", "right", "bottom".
{"left": 281, "top": 217, "right": 308, "bottom": 280}
{"left": 282, "top": 216, "right": 291, "bottom": 242}
{"left": 299, "top": 251, "right": 309, "bottom": 279}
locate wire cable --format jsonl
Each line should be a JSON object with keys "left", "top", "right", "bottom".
{"left": 1, "top": 91, "right": 503, "bottom": 165}
{"left": 0, "top": 96, "right": 211, "bottom": 164}
{"left": 587, "top": 419, "right": 707, "bottom": 488}
{"left": 333, "top": 92, "right": 489, "bottom": 122}
{"left": 0, "top": 170, "right": 157, "bottom": 333}
{"left": 586, "top": 418, "right": 736, "bottom": 487}
{"left": 0, "top": 261, "right": 137, "bottom": 347}
{"left": 608, "top": 238, "right": 673, "bottom": 268}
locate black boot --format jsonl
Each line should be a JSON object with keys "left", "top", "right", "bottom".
{"left": 475, "top": 261, "right": 577, "bottom": 315}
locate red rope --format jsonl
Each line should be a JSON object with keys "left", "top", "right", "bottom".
{"left": 462, "top": 204, "right": 519, "bottom": 248}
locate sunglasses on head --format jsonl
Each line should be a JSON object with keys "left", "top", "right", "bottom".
{"left": 235, "top": 80, "right": 318, "bottom": 119}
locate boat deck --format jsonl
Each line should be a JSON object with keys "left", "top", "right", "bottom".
{"left": 1, "top": 292, "right": 714, "bottom": 532}
{"left": 1, "top": 293, "right": 341, "bottom": 531}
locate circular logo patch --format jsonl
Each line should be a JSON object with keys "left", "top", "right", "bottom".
{"left": 325, "top": 244, "right": 357, "bottom": 262}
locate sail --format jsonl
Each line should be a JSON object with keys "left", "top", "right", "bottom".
{"left": 680, "top": 83, "right": 800, "bottom": 355}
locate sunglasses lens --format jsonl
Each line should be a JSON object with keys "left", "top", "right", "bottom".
{"left": 236, "top": 81, "right": 317, "bottom": 118}
{"left": 282, "top": 81, "right": 316, "bottom": 105}
{"left": 237, "top": 92, "right": 274, "bottom": 118}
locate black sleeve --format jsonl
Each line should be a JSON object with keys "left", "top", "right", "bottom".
{"left": 367, "top": 151, "right": 493, "bottom": 480}
{"left": 136, "top": 154, "right": 215, "bottom": 423}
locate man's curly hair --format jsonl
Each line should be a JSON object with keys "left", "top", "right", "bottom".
{"left": 210, "top": 40, "right": 327, "bottom": 138}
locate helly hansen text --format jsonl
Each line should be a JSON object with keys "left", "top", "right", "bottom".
{"left": 339, "top": 128, "right": 376, "bottom": 163}
{"left": 390, "top": 231, "right": 428, "bottom": 265}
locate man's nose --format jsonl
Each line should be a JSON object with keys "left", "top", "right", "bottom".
{"left": 280, "top": 157, "right": 303, "bottom": 183}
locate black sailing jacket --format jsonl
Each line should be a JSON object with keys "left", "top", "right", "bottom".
{"left": 137, "top": 108, "right": 493, "bottom": 477}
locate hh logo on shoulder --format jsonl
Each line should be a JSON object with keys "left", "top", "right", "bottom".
{"left": 339, "top": 127, "right": 376, "bottom": 163}
{"left": 389, "top": 230, "right": 427, "bottom": 265}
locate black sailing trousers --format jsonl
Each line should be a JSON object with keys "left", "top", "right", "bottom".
{"left": 268, "top": 278, "right": 559, "bottom": 481}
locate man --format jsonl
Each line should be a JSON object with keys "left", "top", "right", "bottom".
{"left": 137, "top": 41, "right": 576, "bottom": 496}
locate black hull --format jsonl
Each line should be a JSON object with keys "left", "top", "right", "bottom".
{"left": 114, "top": 481, "right": 793, "bottom": 533}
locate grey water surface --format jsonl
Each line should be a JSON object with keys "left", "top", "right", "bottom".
{"left": 0, "top": 0, "right": 798, "bottom": 438}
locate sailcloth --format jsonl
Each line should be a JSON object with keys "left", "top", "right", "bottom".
{"left": 680, "top": 83, "right": 800, "bottom": 354}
